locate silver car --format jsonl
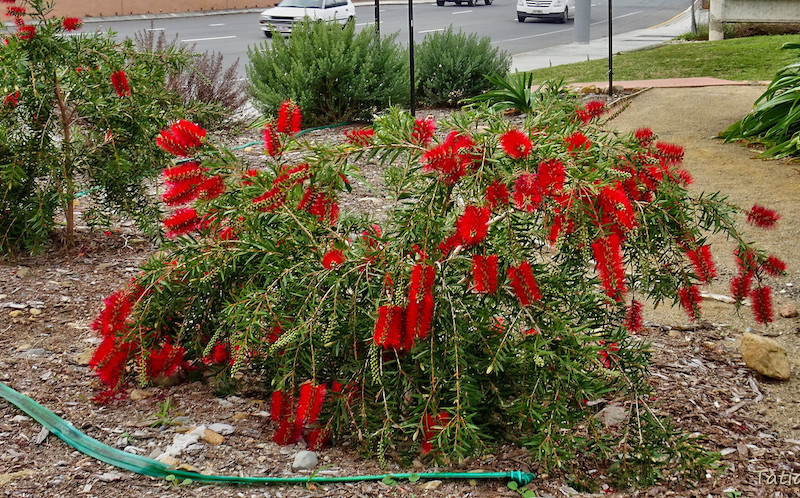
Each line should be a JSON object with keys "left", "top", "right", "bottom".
{"left": 259, "top": 0, "right": 356, "bottom": 37}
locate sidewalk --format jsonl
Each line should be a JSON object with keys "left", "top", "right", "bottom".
{"left": 511, "top": 7, "right": 707, "bottom": 72}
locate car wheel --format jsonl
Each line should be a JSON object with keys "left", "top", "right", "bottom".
{"left": 517, "top": 13, "right": 526, "bottom": 22}
{"left": 484, "top": 0, "right": 492, "bottom": 4}
{"left": 436, "top": 0, "right": 445, "bottom": 5}
{"left": 559, "top": 7, "right": 568, "bottom": 23}
{"left": 455, "top": 0, "right": 461, "bottom": 4}
{"left": 264, "top": 31, "right": 273, "bottom": 38}
{"left": 466, "top": 0, "right": 473, "bottom": 5}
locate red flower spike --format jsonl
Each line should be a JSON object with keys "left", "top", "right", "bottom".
{"left": 735, "top": 247, "right": 758, "bottom": 274}
{"left": 270, "top": 390, "right": 283, "bottom": 422}
{"left": 565, "top": 131, "right": 590, "bottom": 152}
{"left": 412, "top": 117, "right": 436, "bottom": 147}
{"left": 273, "top": 419, "right": 292, "bottom": 445}
{"left": 421, "top": 131, "right": 477, "bottom": 185}
{"left": 163, "top": 208, "right": 200, "bottom": 238}
{"left": 763, "top": 255, "right": 787, "bottom": 276}
{"left": 263, "top": 122, "right": 282, "bottom": 157}
{"left": 3, "top": 90, "right": 19, "bottom": 107}
{"left": 162, "top": 162, "right": 204, "bottom": 184}
{"left": 536, "top": 159, "right": 566, "bottom": 195}
{"left": 685, "top": 245, "right": 716, "bottom": 284}
{"left": 576, "top": 100, "right": 606, "bottom": 124}
{"left": 499, "top": 129, "right": 532, "bottom": 159}
{"left": 730, "top": 272, "right": 753, "bottom": 303}
{"left": 110, "top": 70, "right": 131, "bottom": 97}
{"left": 277, "top": 101, "right": 292, "bottom": 134}
{"left": 591, "top": 234, "right": 627, "bottom": 301}
{"left": 273, "top": 163, "right": 310, "bottom": 189}
{"left": 7, "top": 6, "right": 25, "bottom": 16}
{"left": 513, "top": 173, "right": 543, "bottom": 212}
{"left": 472, "top": 254, "right": 498, "bottom": 294}
{"left": 62, "top": 17, "right": 82, "bottom": 31}
{"left": 654, "top": 141, "right": 684, "bottom": 164}
{"left": 322, "top": 249, "right": 345, "bottom": 269}
{"left": 746, "top": 204, "right": 780, "bottom": 229}
{"left": 405, "top": 298, "right": 420, "bottom": 342}
{"left": 485, "top": 180, "right": 510, "bottom": 209}
{"left": 295, "top": 382, "right": 314, "bottom": 423}
{"left": 625, "top": 299, "right": 643, "bottom": 333}
{"left": 751, "top": 286, "right": 773, "bottom": 324}
{"left": 306, "top": 428, "right": 329, "bottom": 451}
{"left": 678, "top": 285, "right": 702, "bottom": 322}
{"left": 418, "top": 293, "right": 435, "bottom": 339}
{"left": 290, "top": 104, "right": 302, "bottom": 134}
{"left": 146, "top": 342, "right": 185, "bottom": 379}
{"left": 266, "top": 325, "right": 283, "bottom": 343}
{"left": 634, "top": 128, "right": 655, "bottom": 146}
{"left": 382, "top": 306, "right": 404, "bottom": 350}
{"left": 598, "top": 183, "right": 636, "bottom": 232}
{"left": 456, "top": 205, "right": 491, "bottom": 246}
{"left": 156, "top": 120, "right": 206, "bottom": 157}
{"left": 373, "top": 305, "right": 391, "bottom": 346}
{"left": 344, "top": 127, "right": 375, "bottom": 146}
{"left": 252, "top": 187, "right": 285, "bottom": 212}
{"left": 197, "top": 175, "right": 226, "bottom": 200}
{"left": 17, "top": 24, "right": 35, "bottom": 40}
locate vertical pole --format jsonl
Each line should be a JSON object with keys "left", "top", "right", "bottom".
{"left": 690, "top": 0, "right": 697, "bottom": 35}
{"left": 409, "top": 0, "right": 415, "bottom": 116}
{"left": 375, "top": 0, "right": 380, "bottom": 36}
{"left": 574, "top": 0, "right": 590, "bottom": 44}
{"left": 607, "top": 0, "right": 613, "bottom": 96}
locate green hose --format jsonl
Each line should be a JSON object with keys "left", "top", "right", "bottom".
{"left": 0, "top": 381, "right": 534, "bottom": 487}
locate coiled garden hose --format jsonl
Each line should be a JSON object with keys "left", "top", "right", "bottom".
{"left": 0, "top": 381, "right": 535, "bottom": 487}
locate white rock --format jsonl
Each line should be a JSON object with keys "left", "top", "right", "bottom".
{"left": 159, "top": 426, "right": 203, "bottom": 458}
{"left": 208, "top": 423, "right": 235, "bottom": 436}
{"left": 292, "top": 450, "right": 318, "bottom": 471}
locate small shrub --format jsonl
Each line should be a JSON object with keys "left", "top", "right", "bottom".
{"left": 90, "top": 89, "right": 783, "bottom": 486}
{"left": 134, "top": 24, "right": 250, "bottom": 132}
{"left": 247, "top": 20, "right": 408, "bottom": 127}
{"left": 415, "top": 27, "right": 511, "bottom": 107}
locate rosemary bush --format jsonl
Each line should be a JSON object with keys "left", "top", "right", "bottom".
{"left": 90, "top": 89, "right": 783, "bottom": 486}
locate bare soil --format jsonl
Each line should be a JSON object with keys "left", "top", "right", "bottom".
{"left": 2, "top": 87, "right": 800, "bottom": 497}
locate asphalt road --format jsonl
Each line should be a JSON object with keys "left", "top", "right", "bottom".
{"left": 83, "top": 0, "right": 686, "bottom": 78}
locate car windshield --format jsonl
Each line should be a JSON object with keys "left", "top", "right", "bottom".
{"left": 277, "top": 0, "right": 323, "bottom": 7}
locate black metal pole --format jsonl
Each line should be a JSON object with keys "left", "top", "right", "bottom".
{"left": 408, "top": 0, "right": 415, "bottom": 116}
{"left": 375, "top": 0, "right": 380, "bottom": 36}
{"left": 607, "top": 0, "right": 613, "bottom": 96}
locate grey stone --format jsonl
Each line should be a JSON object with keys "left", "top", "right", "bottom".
{"left": 291, "top": 450, "right": 318, "bottom": 471}
{"left": 208, "top": 423, "right": 235, "bottom": 436}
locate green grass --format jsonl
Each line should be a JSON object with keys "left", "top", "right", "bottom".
{"left": 524, "top": 34, "right": 800, "bottom": 84}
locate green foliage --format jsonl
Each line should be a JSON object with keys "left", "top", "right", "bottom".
{"left": 720, "top": 43, "right": 800, "bottom": 158}
{"left": 464, "top": 73, "right": 569, "bottom": 114}
{"left": 414, "top": 27, "right": 511, "bottom": 107}
{"left": 0, "top": 0, "right": 213, "bottom": 254}
{"left": 89, "top": 87, "right": 781, "bottom": 486}
{"left": 247, "top": 20, "right": 408, "bottom": 127}
{"left": 148, "top": 397, "right": 177, "bottom": 428}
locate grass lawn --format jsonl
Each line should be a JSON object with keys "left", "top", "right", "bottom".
{"left": 524, "top": 34, "right": 800, "bottom": 83}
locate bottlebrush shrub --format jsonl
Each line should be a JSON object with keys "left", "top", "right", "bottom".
{"left": 0, "top": 0, "right": 219, "bottom": 254}
{"left": 91, "top": 90, "right": 782, "bottom": 485}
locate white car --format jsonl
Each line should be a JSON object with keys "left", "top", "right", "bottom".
{"left": 517, "top": 0, "right": 575, "bottom": 23}
{"left": 259, "top": 0, "right": 356, "bottom": 37}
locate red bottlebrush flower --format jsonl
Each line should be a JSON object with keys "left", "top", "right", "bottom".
{"left": 300, "top": 190, "right": 339, "bottom": 224}
{"left": 598, "top": 341, "right": 618, "bottom": 368}
{"left": 472, "top": 254, "right": 498, "bottom": 294}
{"left": 373, "top": 305, "right": 391, "bottom": 346}
{"left": 685, "top": 245, "right": 716, "bottom": 284}
{"left": 598, "top": 183, "right": 637, "bottom": 232}
{"left": 762, "top": 255, "right": 787, "bottom": 276}
{"left": 565, "top": 131, "right": 590, "bottom": 152}
{"left": 218, "top": 226, "right": 236, "bottom": 241}
{"left": 162, "top": 161, "right": 204, "bottom": 184}
{"left": 678, "top": 285, "right": 702, "bottom": 322}
{"left": 575, "top": 100, "right": 606, "bottom": 124}
{"left": 536, "top": 159, "right": 566, "bottom": 195}
{"left": 421, "top": 131, "right": 477, "bottom": 185}
{"left": 751, "top": 286, "right": 773, "bottom": 324}
{"left": 17, "top": 24, "right": 35, "bottom": 40}
{"left": 110, "top": 70, "right": 130, "bottom": 97}
{"left": 62, "top": 17, "right": 82, "bottom": 31}
{"left": 92, "top": 339, "right": 136, "bottom": 387}
{"left": 204, "top": 342, "right": 231, "bottom": 365}
{"left": 730, "top": 271, "right": 753, "bottom": 303}
{"left": 270, "top": 390, "right": 284, "bottom": 422}
{"left": 263, "top": 122, "right": 282, "bottom": 157}
{"left": 6, "top": 6, "right": 24, "bottom": 16}
{"left": 276, "top": 100, "right": 301, "bottom": 134}
{"left": 242, "top": 169, "right": 259, "bottom": 186}
{"left": 654, "top": 141, "right": 684, "bottom": 163}
{"left": 307, "top": 384, "right": 327, "bottom": 425}
{"left": 163, "top": 207, "right": 200, "bottom": 238}
{"left": 513, "top": 172, "right": 542, "bottom": 212}
{"left": 306, "top": 428, "right": 329, "bottom": 451}
{"left": 418, "top": 294, "right": 435, "bottom": 339}
{"left": 746, "top": 204, "right": 780, "bottom": 229}
{"left": 266, "top": 324, "right": 283, "bottom": 343}
{"left": 412, "top": 117, "right": 436, "bottom": 147}
{"left": 437, "top": 232, "right": 461, "bottom": 257}
{"left": 507, "top": 261, "right": 541, "bottom": 307}
{"left": 485, "top": 179, "right": 509, "bottom": 209}
{"left": 383, "top": 305, "right": 405, "bottom": 350}
{"left": 625, "top": 299, "right": 643, "bottom": 333}
{"left": 162, "top": 177, "right": 202, "bottom": 206}
{"left": 156, "top": 120, "right": 206, "bottom": 157}
{"left": 273, "top": 418, "right": 292, "bottom": 445}
{"left": 274, "top": 163, "right": 310, "bottom": 189}
{"left": 634, "top": 128, "right": 655, "bottom": 146}
{"left": 295, "top": 381, "right": 314, "bottom": 423}
{"left": 3, "top": 90, "right": 19, "bottom": 107}
{"left": 499, "top": 129, "right": 532, "bottom": 159}
{"left": 591, "top": 234, "right": 627, "bottom": 301}
{"left": 252, "top": 186, "right": 285, "bottom": 212}
{"left": 146, "top": 342, "right": 185, "bottom": 379}
{"left": 456, "top": 205, "right": 491, "bottom": 246}
{"left": 322, "top": 249, "right": 345, "bottom": 269}
{"left": 675, "top": 168, "right": 693, "bottom": 186}
{"left": 734, "top": 247, "right": 758, "bottom": 274}
{"left": 420, "top": 411, "right": 450, "bottom": 455}
{"left": 290, "top": 103, "right": 302, "bottom": 134}
{"left": 91, "top": 289, "right": 134, "bottom": 337}
{"left": 344, "top": 127, "right": 375, "bottom": 146}
{"left": 197, "top": 175, "right": 226, "bottom": 200}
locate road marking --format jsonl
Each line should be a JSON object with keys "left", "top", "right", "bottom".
{"left": 209, "top": 23, "right": 225, "bottom": 26}
{"left": 418, "top": 28, "right": 446, "bottom": 33}
{"left": 590, "top": 11, "right": 643, "bottom": 25}
{"left": 355, "top": 21, "right": 384, "bottom": 26}
{"left": 146, "top": 27, "right": 164, "bottom": 31}
{"left": 181, "top": 35, "right": 237, "bottom": 42}
{"left": 492, "top": 27, "right": 570, "bottom": 44}
{"left": 648, "top": 8, "right": 687, "bottom": 29}
{"left": 453, "top": 10, "right": 473, "bottom": 14}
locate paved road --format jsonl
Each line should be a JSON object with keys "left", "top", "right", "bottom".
{"left": 83, "top": 0, "right": 686, "bottom": 77}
